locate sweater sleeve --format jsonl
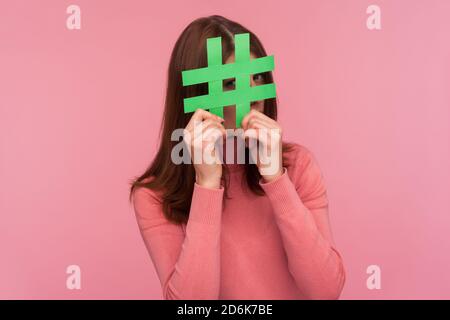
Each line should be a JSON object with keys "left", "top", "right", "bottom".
{"left": 259, "top": 145, "right": 346, "bottom": 299}
{"left": 132, "top": 182, "right": 224, "bottom": 300}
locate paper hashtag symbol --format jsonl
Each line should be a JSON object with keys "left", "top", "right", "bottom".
{"left": 181, "top": 33, "right": 276, "bottom": 127}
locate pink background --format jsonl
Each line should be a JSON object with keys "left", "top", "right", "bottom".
{"left": 1, "top": 0, "right": 449, "bottom": 299}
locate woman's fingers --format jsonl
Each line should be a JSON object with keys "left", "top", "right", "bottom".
{"left": 243, "top": 113, "right": 282, "bottom": 164}
{"left": 242, "top": 109, "right": 282, "bottom": 148}
{"left": 183, "top": 110, "right": 225, "bottom": 186}
{"left": 186, "top": 109, "right": 224, "bottom": 131}
{"left": 193, "top": 119, "right": 224, "bottom": 137}
{"left": 185, "top": 118, "right": 225, "bottom": 148}
{"left": 191, "top": 122, "right": 225, "bottom": 164}
{"left": 201, "top": 123, "right": 226, "bottom": 143}
{"left": 244, "top": 125, "right": 269, "bottom": 146}
{"left": 241, "top": 109, "right": 277, "bottom": 130}
{"left": 192, "top": 121, "right": 225, "bottom": 148}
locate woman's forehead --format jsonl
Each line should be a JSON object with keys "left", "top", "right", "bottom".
{"left": 224, "top": 52, "right": 258, "bottom": 64}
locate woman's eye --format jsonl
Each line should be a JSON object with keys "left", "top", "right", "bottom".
{"left": 223, "top": 74, "right": 263, "bottom": 90}
{"left": 253, "top": 73, "right": 264, "bottom": 83}
{"left": 223, "top": 79, "right": 235, "bottom": 90}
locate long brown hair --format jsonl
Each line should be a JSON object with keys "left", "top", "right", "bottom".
{"left": 130, "top": 15, "right": 294, "bottom": 224}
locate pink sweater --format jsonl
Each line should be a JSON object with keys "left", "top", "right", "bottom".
{"left": 132, "top": 143, "right": 346, "bottom": 299}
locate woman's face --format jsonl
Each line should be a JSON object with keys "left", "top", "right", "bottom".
{"left": 222, "top": 52, "right": 265, "bottom": 129}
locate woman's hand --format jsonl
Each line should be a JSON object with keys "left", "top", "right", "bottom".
{"left": 183, "top": 109, "right": 226, "bottom": 189}
{"left": 241, "top": 109, "right": 283, "bottom": 183}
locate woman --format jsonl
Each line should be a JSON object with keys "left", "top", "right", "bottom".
{"left": 130, "top": 15, "right": 345, "bottom": 300}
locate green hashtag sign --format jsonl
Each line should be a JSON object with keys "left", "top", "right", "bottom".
{"left": 181, "top": 33, "right": 276, "bottom": 127}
